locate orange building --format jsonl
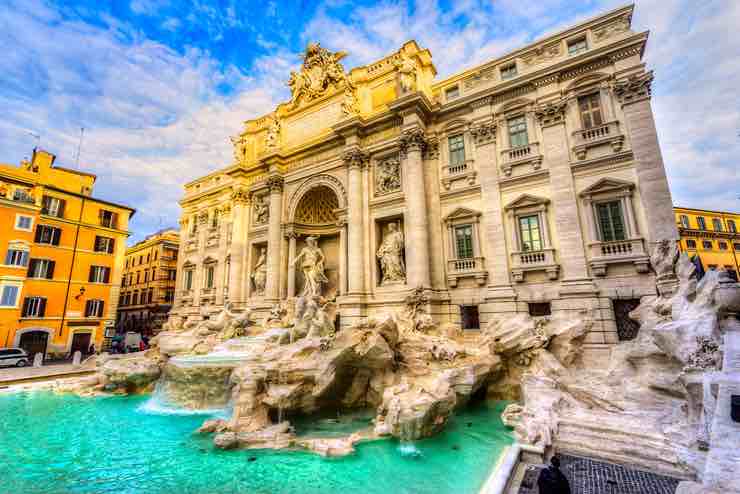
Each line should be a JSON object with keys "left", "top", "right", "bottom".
{"left": 675, "top": 206, "right": 739, "bottom": 280}
{"left": 0, "top": 149, "right": 134, "bottom": 360}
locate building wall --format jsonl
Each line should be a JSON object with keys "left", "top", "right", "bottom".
{"left": 0, "top": 149, "right": 134, "bottom": 357}
{"left": 675, "top": 207, "right": 740, "bottom": 279}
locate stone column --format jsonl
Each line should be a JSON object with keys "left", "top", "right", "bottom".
{"left": 339, "top": 220, "right": 347, "bottom": 296}
{"left": 194, "top": 210, "right": 208, "bottom": 308}
{"left": 227, "top": 188, "right": 250, "bottom": 306}
{"left": 614, "top": 72, "right": 678, "bottom": 244}
{"left": 286, "top": 231, "right": 297, "bottom": 298}
{"left": 399, "top": 128, "right": 431, "bottom": 288}
{"left": 343, "top": 149, "right": 368, "bottom": 295}
{"left": 264, "top": 175, "right": 284, "bottom": 302}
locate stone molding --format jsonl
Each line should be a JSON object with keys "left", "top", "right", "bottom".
{"left": 470, "top": 121, "right": 496, "bottom": 145}
{"left": 534, "top": 99, "right": 568, "bottom": 127}
{"left": 398, "top": 128, "right": 427, "bottom": 157}
{"left": 614, "top": 71, "right": 653, "bottom": 106}
{"left": 230, "top": 187, "right": 251, "bottom": 205}
{"left": 342, "top": 148, "right": 369, "bottom": 169}
{"left": 266, "top": 175, "right": 284, "bottom": 193}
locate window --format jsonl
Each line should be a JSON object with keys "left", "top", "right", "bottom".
{"left": 460, "top": 305, "right": 479, "bottom": 330}
{"left": 139, "top": 255, "right": 143, "bottom": 265}
{"left": 697, "top": 216, "right": 706, "bottom": 230}
{"left": 528, "top": 302, "right": 551, "bottom": 317}
{"left": 454, "top": 225, "right": 474, "bottom": 259}
{"left": 508, "top": 115, "right": 528, "bottom": 148}
{"left": 567, "top": 37, "right": 588, "bottom": 55}
{"left": 15, "top": 214, "right": 33, "bottom": 231}
{"left": 151, "top": 268, "right": 156, "bottom": 280}
{"left": 147, "top": 289, "right": 153, "bottom": 304}
{"left": 596, "top": 201, "right": 626, "bottom": 242}
{"left": 27, "top": 259, "right": 55, "bottom": 279}
{"left": 85, "top": 299, "right": 104, "bottom": 317}
{"left": 88, "top": 265, "right": 111, "bottom": 283}
{"left": 13, "top": 188, "right": 34, "bottom": 203}
{"left": 165, "top": 290, "right": 174, "bottom": 303}
{"left": 136, "top": 272, "right": 140, "bottom": 284}
{"left": 712, "top": 218, "right": 723, "bottom": 231}
{"left": 99, "top": 209, "right": 118, "bottom": 229}
{"left": 518, "top": 215, "right": 543, "bottom": 252}
{"left": 500, "top": 63, "right": 517, "bottom": 80}
{"left": 448, "top": 134, "right": 466, "bottom": 168}
{"left": 613, "top": 299, "right": 641, "bottom": 341}
{"left": 41, "top": 195, "right": 66, "bottom": 218}
{"left": 686, "top": 239, "right": 697, "bottom": 249}
{"left": 0, "top": 285, "right": 19, "bottom": 307}
{"left": 211, "top": 213, "right": 219, "bottom": 229}
{"left": 725, "top": 268, "right": 738, "bottom": 281}
{"left": 146, "top": 253, "right": 150, "bottom": 263}
{"left": 144, "top": 271, "right": 149, "bottom": 283}
{"left": 132, "top": 292, "right": 139, "bottom": 305}
{"left": 728, "top": 220, "right": 737, "bottom": 233}
{"left": 168, "top": 269, "right": 177, "bottom": 281}
{"left": 679, "top": 215, "right": 690, "bottom": 228}
{"left": 445, "top": 85, "right": 460, "bottom": 100}
{"left": 94, "top": 236, "right": 115, "bottom": 254}
{"left": 204, "top": 264, "right": 215, "bottom": 288}
{"left": 154, "top": 250, "right": 158, "bottom": 260}
{"left": 184, "top": 269, "right": 193, "bottom": 290}
{"left": 34, "top": 225, "right": 61, "bottom": 245}
{"left": 702, "top": 240, "right": 713, "bottom": 250}
{"left": 578, "top": 93, "right": 603, "bottom": 129}
{"left": 5, "top": 248, "right": 29, "bottom": 267}
{"left": 125, "top": 259, "right": 129, "bottom": 268}
{"left": 21, "top": 297, "right": 46, "bottom": 318}
{"left": 734, "top": 243, "right": 740, "bottom": 251}
{"left": 719, "top": 241, "right": 728, "bottom": 250}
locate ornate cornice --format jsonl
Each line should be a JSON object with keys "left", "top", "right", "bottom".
{"left": 470, "top": 121, "right": 496, "bottom": 145}
{"left": 341, "top": 148, "right": 369, "bottom": 169}
{"left": 230, "top": 187, "right": 251, "bottom": 205}
{"left": 614, "top": 71, "right": 654, "bottom": 106}
{"left": 534, "top": 99, "right": 568, "bottom": 127}
{"left": 266, "top": 174, "right": 284, "bottom": 192}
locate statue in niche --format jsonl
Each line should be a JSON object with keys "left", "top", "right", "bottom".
{"left": 253, "top": 195, "right": 269, "bottom": 224}
{"left": 394, "top": 54, "right": 418, "bottom": 94}
{"left": 292, "top": 236, "right": 328, "bottom": 297}
{"left": 251, "top": 247, "right": 268, "bottom": 295}
{"left": 376, "top": 158, "right": 401, "bottom": 195}
{"left": 377, "top": 222, "right": 406, "bottom": 284}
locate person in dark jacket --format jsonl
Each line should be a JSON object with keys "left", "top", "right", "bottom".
{"left": 537, "top": 455, "right": 571, "bottom": 494}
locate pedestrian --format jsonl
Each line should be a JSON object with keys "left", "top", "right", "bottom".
{"left": 537, "top": 455, "right": 571, "bottom": 494}
{"left": 88, "top": 343, "right": 95, "bottom": 356}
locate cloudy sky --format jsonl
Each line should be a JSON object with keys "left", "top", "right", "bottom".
{"left": 0, "top": 0, "right": 738, "bottom": 243}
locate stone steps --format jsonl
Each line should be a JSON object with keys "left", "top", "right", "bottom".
{"left": 555, "top": 417, "right": 692, "bottom": 479}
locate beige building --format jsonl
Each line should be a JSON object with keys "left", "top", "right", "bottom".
{"left": 118, "top": 228, "right": 179, "bottom": 335}
{"left": 171, "top": 5, "right": 677, "bottom": 360}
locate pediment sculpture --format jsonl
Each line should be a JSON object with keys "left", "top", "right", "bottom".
{"left": 288, "top": 42, "right": 349, "bottom": 108}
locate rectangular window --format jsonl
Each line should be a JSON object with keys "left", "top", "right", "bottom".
{"left": 728, "top": 220, "right": 737, "bottom": 233}
{"left": 726, "top": 269, "right": 738, "bottom": 282}
{"left": 27, "top": 259, "right": 55, "bottom": 279}
{"left": 448, "top": 134, "right": 466, "bottom": 168}
{"left": 99, "top": 210, "right": 118, "bottom": 229}
{"left": 734, "top": 243, "right": 740, "bottom": 250}
{"left": 508, "top": 116, "right": 528, "bottom": 148}
{"left": 578, "top": 93, "right": 603, "bottom": 129}
{"left": 88, "top": 265, "right": 111, "bottom": 283}
{"left": 5, "top": 249, "right": 29, "bottom": 267}
{"left": 146, "top": 254, "right": 150, "bottom": 263}
{"left": 697, "top": 216, "right": 706, "bottom": 230}
{"left": 712, "top": 218, "right": 723, "bottom": 231}
{"left": 94, "top": 236, "right": 115, "bottom": 254}
{"left": 13, "top": 188, "right": 34, "bottom": 203}
{"left": 567, "top": 37, "right": 588, "bottom": 55}
{"left": 0, "top": 285, "right": 19, "bottom": 307}
{"left": 454, "top": 225, "right": 474, "bottom": 259}
{"left": 15, "top": 215, "right": 33, "bottom": 231}
{"left": 528, "top": 302, "right": 552, "bottom": 317}
{"left": 500, "top": 63, "right": 517, "bottom": 80}
{"left": 519, "top": 215, "right": 543, "bottom": 251}
{"left": 184, "top": 270, "right": 193, "bottom": 290}
{"left": 719, "top": 241, "right": 728, "bottom": 250}
{"left": 460, "top": 305, "right": 480, "bottom": 330}
{"left": 702, "top": 240, "right": 713, "bottom": 250}
{"left": 34, "top": 225, "right": 62, "bottom": 245}
{"left": 445, "top": 85, "right": 460, "bottom": 100}
{"left": 680, "top": 215, "right": 690, "bottom": 228}
{"left": 144, "top": 271, "right": 148, "bottom": 283}
{"left": 85, "top": 299, "right": 104, "bottom": 317}
{"left": 154, "top": 250, "right": 158, "bottom": 260}
{"left": 205, "top": 265, "right": 215, "bottom": 288}
{"left": 21, "top": 297, "right": 46, "bottom": 318}
{"left": 132, "top": 292, "right": 139, "bottom": 305}
{"left": 596, "top": 201, "right": 626, "bottom": 242}
{"left": 686, "top": 239, "right": 697, "bottom": 249}
{"left": 147, "top": 289, "right": 153, "bottom": 304}
{"left": 41, "top": 195, "right": 66, "bottom": 218}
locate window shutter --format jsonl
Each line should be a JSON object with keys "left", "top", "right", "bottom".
{"left": 47, "top": 260, "right": 55, "bottom": 279}
{"left": 34, "top": 225, "right": 42, "bottom": 243}
{"left": 27, "top": 259, "right": 36, "bottom": 277}
{"left": 4, "top": 250, "right": 11, "bottom": 265}
{"left": 38, "top": 298, "right": 46, "bottom": 317}
{"left": 98, "top": 301, "right": 105, "bottom": 317}
{"left": 21, "top": 251, "right": 28, "bottom": 266}
{"left": 21, "top": 297, "right": 29, "bottom": 317}
{"left": 103, "top": 267, "right": 110, "bottom": 284}
{"left": 111, "top": 213, "right": 119, "bottom": 229}
{"left": 52, "top": 228, "right": 61, "bottom": 246}
{"left": 58, "top": 199, "right": 66, "bottom": 218}
{"left": 108, "top": 238, "right": 115, "bottom": 254}
{"left": 88, "top": 266, "right": 95, "bottom": 283}
{"left": 84, "top": 300, "right": 91, "bottom": 317}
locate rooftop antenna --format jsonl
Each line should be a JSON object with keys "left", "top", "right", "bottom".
{"left": 73, "top": 127, "right": 85, "bottom": 168}
{"left": 27, "top": 131, "right": 40, "bottom": 149}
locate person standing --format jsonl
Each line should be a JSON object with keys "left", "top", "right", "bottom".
{"left": 537, "top": 456, "right": 571, "bottom": 494}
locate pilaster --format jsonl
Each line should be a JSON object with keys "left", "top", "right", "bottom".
{"left": 343, "top": 148, "right": 369, "bottom": 295}
{"left": 264, "top": 175, "right": 284, "bottom": 302}
{"left": 228, "top": 188, "right": 250, "bottom": 306}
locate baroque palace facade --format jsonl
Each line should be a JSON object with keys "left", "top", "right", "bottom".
{"left": 172, "top": 5, "right": 677, "bottom": 360}
{"left": 0, "top": 149, "right": 133, "bottom": 359}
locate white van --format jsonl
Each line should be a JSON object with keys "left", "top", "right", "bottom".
{"left": 0, "top": 348, "right": 30, "bottom": 367}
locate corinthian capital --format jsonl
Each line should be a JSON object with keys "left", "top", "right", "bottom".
{"left": 266, "top": 174, "right": 284, "bottom": 192}
{"left": 230, "top": 187, "right": 250, "bottom": 204}
{"left": 342, "top": 148, "right": 369, "bottom": 169}
{"left": 613, "top": 71, "right": 654, "bottom": 105}
{"left": 399, "top": 128, "right": 427, "bottom": 157}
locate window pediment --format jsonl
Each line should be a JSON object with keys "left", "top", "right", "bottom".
{"left": 499, "top": 97, "right": 534, "bottom": 114}
{"left": 442, "top": 118, "right": 468, "bottom": 133}
{"left": 566, "top": 72, "right": 610, "bottom": 93}
{"left": 182, "top": 260, "right": 196, "bottom": 269}
{"left": 444, "top": 207, "right": 481, "bottom": 224}
{"left": 504, "top": 194, "right": 550, "bottom": 211}
{"left": 579, "top": 177, "right": 634, "bottom": 198}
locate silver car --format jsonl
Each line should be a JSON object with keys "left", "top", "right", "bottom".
{"left": 0, "top": 348, "right": 30, "bottom": 367}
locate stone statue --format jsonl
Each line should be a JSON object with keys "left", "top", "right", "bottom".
{"left": 251, "top": 247, "right": 267, "bottom": 295}
{"left": 253, "top": 195, "right": 269, "bottom": 224}
{"left": 375, "top": 158, "right": 401, "bottom": 195}
{"left": 230, "top": 133, "right": 248, "bottom": 163}
{"left": 265, "top": 116, "right": 280, "bottom": 150}
{"left": 394, "top": 54, "right": 418, "bottom": 94}
{"left": 341, "top": 85, "right": 359, "bottom": 116}
{"left": 292, "top": 236, "right": 328, "bottom": 297}
{"left": 377, "top": 223, "right": 406, "bottom": 284}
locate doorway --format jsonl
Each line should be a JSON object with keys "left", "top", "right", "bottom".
{"left": 19, "top": 331, "right": 49, "bottom": 362}
{"left": 71, "top": 332, "right": 92, "bottom": 356}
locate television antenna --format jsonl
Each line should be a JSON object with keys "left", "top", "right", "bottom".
{"left": 73, "top": 127, "right": 85, "bottom": 168}
{"left": 27, "top": 131, "right": 40, "bottom": 149}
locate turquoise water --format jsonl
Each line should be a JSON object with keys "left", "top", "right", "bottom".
{"left": 0, "top": 392, "right": 513, "bottom": 494}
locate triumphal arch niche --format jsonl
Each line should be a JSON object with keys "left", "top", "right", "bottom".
{"left": 176, "top": 5, "right": 677, "bottom": 348}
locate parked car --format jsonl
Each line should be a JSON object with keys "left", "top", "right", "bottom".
{"left": 0, "top": 348, "right": 30, "bottom": 367}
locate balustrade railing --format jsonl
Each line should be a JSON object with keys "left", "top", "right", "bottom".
{"left": 448, "top": 257, "right": 485, "bottom": 273}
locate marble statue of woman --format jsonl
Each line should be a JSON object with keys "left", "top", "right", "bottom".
{"left": 292, "top": 236, "right": 328, "bottom": 297}
{"left": 377, "top": 223, "right": 406, "bottom": 284}
{"left": 251, "top": 247, "right": 267, "bottom": 295}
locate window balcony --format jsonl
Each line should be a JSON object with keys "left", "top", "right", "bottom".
{"left": 185, "top": 238, "right": 199, "bottom": 252}
{"left": 588, "top": 238, "right": 649, "bottom": 276}
{"left": 499, "top": 142, "right": 543, "bottom": 176}
{"left": 572, "top": 121, "right": 625, "bottom": 160}
{"left": 447, "top": 257, "right": 487, "bottom": 287}
{"left": 441, "top": 159, "right": 477, "bottom": 190}
{"left": 510, "top": 248, "right": 559, "bottom": 282}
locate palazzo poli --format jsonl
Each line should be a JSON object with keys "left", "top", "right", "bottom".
{"left": 172, "top": 5, "right": 677, "bottom": 361}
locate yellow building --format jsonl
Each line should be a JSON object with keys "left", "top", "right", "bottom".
{"left": 118, "top": 228, "right": 179, "bottom": 336}
{"left": 0, "top": 149, "right": 134, "bottom": 360}
{"left": 675, "top": 206, "right": 739, "bottom": 280}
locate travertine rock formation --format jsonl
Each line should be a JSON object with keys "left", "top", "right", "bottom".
{"left": 98, "top": 354, "right": 162, "bottom": 393}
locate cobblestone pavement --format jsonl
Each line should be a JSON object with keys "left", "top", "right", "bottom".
{"left": 518, "top": 454, "right": 680, "bottom": 494}
{"left": 0, "top": 359, "right": 96, "bottom": 384}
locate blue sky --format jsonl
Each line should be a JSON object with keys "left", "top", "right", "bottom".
{"left": 1, "top": 0, "right": 738, "bottom": 243}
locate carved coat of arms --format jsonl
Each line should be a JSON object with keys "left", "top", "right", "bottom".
{"left": 288, "top": 43, "right": 349, "bottom": 108}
